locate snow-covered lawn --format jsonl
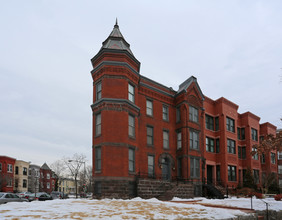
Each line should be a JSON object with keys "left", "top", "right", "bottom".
{"left": 0, "top": 197, "right": 281, "bottom": 219}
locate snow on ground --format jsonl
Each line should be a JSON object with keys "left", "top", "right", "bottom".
{"left": 0, "top": 197, "right": 280, "bottom": 219}
{"left": 173, "top": 196, "right": 282, "bottom": 211}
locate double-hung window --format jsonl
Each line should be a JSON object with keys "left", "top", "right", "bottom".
{"left": 96, "top": 81, "right": 102, "bottom": 100}
{"left": 128, "top": 115, "right": 135, "bottom": 137}
{"left": 148, "top": 155, "right": 154, "bottom": 177}
{"left": 23, "top": 179, "right": 27, "bottom": 188}
{"left": 147, "top": 126, "right": 153, "bottom": 146}
{"left": 95, "top": 113, "right": 101, "bottom": 136}
{"left": 227, "top": 139, "right": 236, "bottom": 154}
{"left": 228, "top": 165, "right": 236, "bottom": 181}
{"left": 206, "top": 137, "right": 214, "bottom": 152}
{"left": 189, "top": 106, "right": 198, "bottom": 123}
{"left": 177, "top": 131, "right": 182, "bottom": 150}
{"left": 128, "top": 84, "right": 135, "bottom": 103}
{"left": 189, "top": 130, "right": 199, "bottom": 150}
{"left": 162, "top": 105, "right": 169, "bottom": 121}
{"left": 7, "top": 164, "right": 12, "bottom": 173}
{"left": 226, "top": 117, "right": 235, "bottom": 132}
{"left": 190, "top": 157, "right": 200, "bottom": 178}
{"left": 146, "top": 100, "right": 153, "bottom": 116}
{"left": 23, "top": 167, "right": 27, "bottom": 175}
{"left": 251, "top": 128, "right": 258, "bottom": 141}
{"left": 129, "top": 148, "right": 135, "bottom": 172}
{"left": 163, "top": 130, "right": 169, "bottom": 149}
{"left": 205, "top": 115, "right": 214, "bottom": 130}
{"left": 237, "top": 127, "right": 246, "bottom": 140}
{"left": 95, "top": 147, "right": 101, "bottom": 171}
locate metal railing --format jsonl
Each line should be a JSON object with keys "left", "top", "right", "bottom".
{"left": 250, "top": 196, "right": 270, "bottom": 220}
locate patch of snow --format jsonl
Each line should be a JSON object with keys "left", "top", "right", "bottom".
{"left": 0, "top": 197, "right": 281, "bottom": 219}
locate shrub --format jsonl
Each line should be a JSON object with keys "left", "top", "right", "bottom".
{"left": 254, "top": 192, "right": 263, "bottom": 199}
{"left": 236, "top": 187, "right": 255, "bottom": 197}
{"left": 274, "top": 194, "right": 282, "bottom": 201}
{"left": 246, "top": 191, "right": 263, "bottom": 199}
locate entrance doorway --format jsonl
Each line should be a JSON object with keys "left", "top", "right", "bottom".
{"left": 207, "top": 165, "right": 213, "bottom": 184}
{"left": 162, "top": 158, "right": 171, "bottom": 180}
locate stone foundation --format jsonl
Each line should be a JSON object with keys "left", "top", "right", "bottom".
{"left": 93, "top": 178, "right": 136, "bottom": 199}
{"left": 93, "top": 178, "right": 198, "bottom": 199}
{"left": 137, "top": 178, "right": 195, "bottom": 199}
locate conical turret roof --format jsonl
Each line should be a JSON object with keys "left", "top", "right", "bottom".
{"left": 100, "top": 19, "right": 134, "bottom": 55}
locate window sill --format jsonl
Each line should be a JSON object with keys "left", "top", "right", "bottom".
{"left": 95, "top": 134, "right": 102, "bottom": 138}
{"left": 226, "top": 130, "right": 235, "bottom": 134}
{"left": 190, "top": 148, "right": 200, "bottom": 152}
{"left": 95, "top": 171, "right": 101, "bottom": 174}
{"left": 189, "top": 120, "right": 199, "bottom": 124}
{"left": 206, "top": 151, "right": 215, "bottom": 154}
{"left": 129, "top": 136, "right": 135, "bottom": 140}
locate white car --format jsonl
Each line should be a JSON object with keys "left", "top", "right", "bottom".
{"left": 0, "top": 192, "right": 28, "bottom": 204}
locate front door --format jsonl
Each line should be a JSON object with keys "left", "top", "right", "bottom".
{"left": 207, "top": 165, "right": 213, "bottom": 184}
{"left": 162, "top": 158, "right": 170, "bottom": 180}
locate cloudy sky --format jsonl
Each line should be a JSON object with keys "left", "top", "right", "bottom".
{"left": 0, "top": 1, "right": 281, "bottom": 166}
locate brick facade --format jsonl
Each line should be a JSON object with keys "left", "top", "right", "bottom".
{"left": 0, "top": 156, "right": 16, "bottom": 192}
{"left": 91, "top": 22, "right": 277, "bottom": 199}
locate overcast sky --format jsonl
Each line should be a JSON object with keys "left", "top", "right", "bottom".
{"left": 0, "top": 1, "right": 281, "bottom": 166}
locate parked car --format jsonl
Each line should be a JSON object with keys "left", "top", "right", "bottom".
{"left": 26, "top": 192, "right": 53, "bottom": 202}
{"left": 17, "top": 192, "right": 32, "bottom": 198}
{"left": 0, "top": 193, "right": 28, "bottom": 204}
{"left": 50, "top": 191, "right": 68, "bottom": 199}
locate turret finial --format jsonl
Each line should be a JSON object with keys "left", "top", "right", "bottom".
{"left": 115, "top": 18, "right": 119, "bottom": 27}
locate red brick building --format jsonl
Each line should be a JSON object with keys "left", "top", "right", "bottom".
{"left": 39, "top": 163, "right": 56, "bottom": 194}
{"left": 0, "top": 155, "right": 16, "bottom": 192}
{"left": 91, "top": 22, "right": 277, "bottom": 199}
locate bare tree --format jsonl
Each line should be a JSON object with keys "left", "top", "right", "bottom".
{"left": 50, "top": 160, "right": 66, "bottom": 178}
{"left": 63, "top": 154, "right": 87, "bottom": 198}
{"left": 78, "top": 165, "right": 92, "bottom": 194}
{"left": 85, "top": 165, "right": 93, "bottom": 193}
{"left": 50, "top": 160, "right": 66, "bottom": 192}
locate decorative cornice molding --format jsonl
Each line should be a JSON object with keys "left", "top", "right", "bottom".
{"left": 91, "top": 60, "right": 139, "bottom": 76}
{"left": 139, "top": 82, "right": 174, "bottom": 98}
{"left": 91, "top": 98, "right": 140, "bottom": 112}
